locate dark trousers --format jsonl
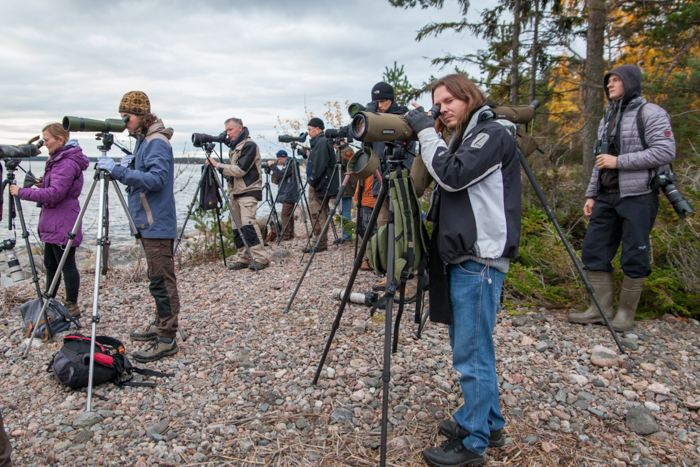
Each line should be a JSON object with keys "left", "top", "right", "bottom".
{"left": 357, "top": 206, "right": 377, "bottom": 239}
{"left": 0, "top": 410, "right": 12, "bottom": 467}
{"left": 582, "top": 192, "right": 659, "bottom": 279}
{"left": 143, "top": 239, "right": 180, "bottom": 338}
{"left": 280, "top": 203, "right": 296, "bottom": 240}
{"left": 44, "top": 243, "right": 79, "bottom": 302}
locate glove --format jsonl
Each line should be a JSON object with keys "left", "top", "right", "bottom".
{"left": 404, "top": 106, "right": 435, "bottom": 134}
{"left": 120, "top": 153, "right": 134, "bottom": 167}
{"left": 96, "top": 156, "right": 116, "bottom": 173}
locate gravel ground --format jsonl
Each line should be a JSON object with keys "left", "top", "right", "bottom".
{"left": 0, "top": 231, "right": 699, "bottom": 467}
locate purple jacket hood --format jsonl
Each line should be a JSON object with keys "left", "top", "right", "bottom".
{"left": 18, "top": 143, "right": 89, "bottom": 246}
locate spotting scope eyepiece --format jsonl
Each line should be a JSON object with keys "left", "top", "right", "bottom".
{"left": 62, "top": 115, "right": 129, "bottom": 133}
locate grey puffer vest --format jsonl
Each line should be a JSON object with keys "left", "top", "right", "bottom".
{"left": 586, "top": 96, "right": 675, "bottom": 199}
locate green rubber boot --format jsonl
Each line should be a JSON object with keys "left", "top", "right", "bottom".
{"left": 611, "top": 276, "right": 644, "bottom": 332}
{"left": 568, "top": 271, "right": 615, "bottom": 324}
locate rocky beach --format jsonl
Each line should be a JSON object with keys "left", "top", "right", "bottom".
{"left": 0, "top": 234, "right": 699, "bottom": 466}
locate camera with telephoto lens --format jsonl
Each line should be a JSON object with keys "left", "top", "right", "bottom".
{"left": 296, "top": 147, "right": 310, "bottom": 159}
{"left": 192, "top": 132, "right": 228, "bottom": 148}
{"left": 278, "top": 133, "right": 308, "bottom": 144}
{"left": 650, "top": 171, "right": 695, "bottom": 219}
{"left": 325, "top": 126, "right": 352, "bottom": 140}
{"left": 0, "top": 238, "right": 24, "bottom": 282}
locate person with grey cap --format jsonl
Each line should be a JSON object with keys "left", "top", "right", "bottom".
{"left": 569, "top": 64, "right": 675, "bottom": 331}
{"left": 267, "top": 149, "right": 299, "bottom": 241}
{"left": 304, "top": 117, "right": 339, "bottom": 252}
{"left": 96, "top": 90, "right": 180, "bottom": 363}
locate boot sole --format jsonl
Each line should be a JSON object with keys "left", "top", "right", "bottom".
{"left": 567, "top": 316, "right": 611, "bottom": 324}
{"left": 133, "top": 345, "right": 178, "bottom": 363}
{"left": 438, "top": 421, "right": 505, "bottom": 448}
{"left": 421, "top": 450, "right": 486, "bottom": 467}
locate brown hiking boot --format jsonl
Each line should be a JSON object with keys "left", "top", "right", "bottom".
{"left": 133, "top": 337, "right": 178, "bottom": 363}
{"left": 130, "top": 322, "right": 159, "bottom": 342}
{"left": 64, "top": 301, "right": 81, "bottom": 319}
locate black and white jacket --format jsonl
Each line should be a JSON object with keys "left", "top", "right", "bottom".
{"left": 417, "top": 105, "right": 522, "bottom": 264}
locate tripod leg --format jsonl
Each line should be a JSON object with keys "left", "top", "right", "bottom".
{"left": 216, "top": 208, "right": 226, "bottom": 266}
{"left": 312, "top": 176, "right": 388, "bottom": 383}
{"left": 12, "top": 194, "right": 42, "bottom": 300}
{"left": 173, "top": 175, "right": 205, "bottom": 254}
{"left": 87, "top": 172, "right": 110, "bottom": 412}
{"left": 23, "top": 177, "right": 99, "bottom": 359}
{"left": 287, "top": 175, "right": 351, "bottom": 313}
{"left": 379, "top": 218, "right": 397, "bottom": 467}
{"left": 518, "top": 152, "right": 625, "bottom": 353}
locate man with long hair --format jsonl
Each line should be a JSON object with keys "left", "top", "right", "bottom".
{"left": 97, "top": 91, "right": 181, "bottom": 363}
{"left": 404, "top": 74, "right": 522, "bottom": 466}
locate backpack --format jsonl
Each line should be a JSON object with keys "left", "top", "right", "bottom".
{"left": 200, "top": 164, "right": 222, "bottom": 211}
{"left": 47, "top": 334, "right": 173, "bottom": 390}
{"left": 366, "top": 169, "right": 429, "bottom": 284}
{"left": 20, "top": 298, "right": 81, "bottom": 342}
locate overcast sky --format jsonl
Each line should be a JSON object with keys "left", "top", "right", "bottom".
{"left": 0, "top": 0, "right": 492, "bottom": 158}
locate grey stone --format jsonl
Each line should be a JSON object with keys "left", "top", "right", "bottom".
{"left": 73, "top": 412, "right": 103, "bottom": 428}
{"left": 146, "top": 419, "right": 170, "bottom": 441}
{"left": 331, "top": 408, "right": 354, "bottom": 422}
{"left": 259, "top": 403, "right": 270, "bottom": 412}
{"left": 536, "top": 342, "right": 548, "bottom": 352}
{"left": 578, "top": 434, "right": 590, "bottom": 443}
{"left": 502, "top": 382, "right": 515, "bottom": 391}
{"left": 508, "top": 408, "right": 525, "bottom": 420}
{"left": 512, "top": 316, "right": 529, "bottom": 327}
{"left": 621, "top": 338, "right": 639, "bottom": 351}
{"left": 295, "top": 418, "right": 308, "bottom": 429}
{"left": 575, "top": 365, "right": 589, "bottom": 375}
{"left": 73, "top": 430, "right": 93, "bottom": 444}
{"left": 271, "top": 250, "right": 292, "bottom": 259}
{"left": 626, "top": 407, "right": 659, "bottom": 435}
{"left": 524, "top": 435, "right": 539, "bottom": 444}
{"left": 573, "top": 400, "right": 589, "bottom": 410}
{"left": 239, "top": 439, "right": 254, "bottom": 454}
{"left": 649, "top": 431, "right": 669, "bottom": 443}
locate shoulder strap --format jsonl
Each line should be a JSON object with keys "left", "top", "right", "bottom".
{"left": 637, "top": 103, "right": 648, "bottom": 150}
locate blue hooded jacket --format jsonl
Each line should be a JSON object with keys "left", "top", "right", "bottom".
{"left": 111, "top": 120, "right": 177, "bottom": 239}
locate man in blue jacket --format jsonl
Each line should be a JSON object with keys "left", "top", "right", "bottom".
{"left": 97, "top": 91, "right": 180, "bottom": 363}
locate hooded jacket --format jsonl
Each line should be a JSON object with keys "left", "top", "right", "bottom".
{"left": 19, "top": 140, "right": 89, "bottom": 246}
{"left": 308, "top": 132, "right": 339, "bottom": 198}
{"left": 586, "top": 65, "right": 675, "bottom": 199}
{"left": 111, "top": 120, "right": 178, "bottom": 239}
{"left": 417, "top": 105, "right": 521, "bottom": 264}
{"left": 217, "top": 127, "right": 262, "bottom": 200}
{"left": 270, "top": 157, "right": 300, "bottom": 204}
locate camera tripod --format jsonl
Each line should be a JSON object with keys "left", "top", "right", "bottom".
{"left": 310, "top": 148, "right": 427, "bottom": 467}
{"left": 173, "top": 144, "right": 259, "bottom": 273}
{"left": 300, "top": 160, "right": 342, "bottom": 263}
{"left": 257, "top": 167, "right": 282, "bottom": 240}
{"left": 274, "top": 152, "right": 313, "bottom": 245}
{"left": 1, "top": 158, "right": 43, "bottom": 300}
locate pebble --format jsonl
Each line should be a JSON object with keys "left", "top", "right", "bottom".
{"left": 626, "top": 407, "right": 659, "bottom": 435}
{"left": 73, "top": 412, "right": 103, "bottom": 428}
{"left": 524, "top": 435, "right": 539, "bottom": 444}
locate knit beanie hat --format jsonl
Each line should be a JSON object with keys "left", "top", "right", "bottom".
{"left": 308, "top": 117, "right": 325, "bottom": 130}
{"left": 371, "top": 82, "right": 394, "bottom": 101}
{"left": 119, "top": 91, "right": 150, "bottom": 115}
{"left": 276, "top": 150, "right": 288, "bottom": 158}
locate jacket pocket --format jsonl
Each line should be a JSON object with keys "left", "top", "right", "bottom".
{"left": 140, "top": 193, "right": 155, "bottom": 226}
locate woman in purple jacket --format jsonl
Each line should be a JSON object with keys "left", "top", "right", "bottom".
{"left": 9, "top": 123, "right": 89, "bottom": 318}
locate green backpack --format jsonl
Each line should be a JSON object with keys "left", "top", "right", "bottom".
{"left": 366, "top": 169, "right": 429, "bottom": 283}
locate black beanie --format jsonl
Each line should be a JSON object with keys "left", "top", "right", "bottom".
{"left": 371, "top": 82, "right": 394, "bottom": 101}
{"left": 308, "top": 117, "right": 325, "bottom": 130}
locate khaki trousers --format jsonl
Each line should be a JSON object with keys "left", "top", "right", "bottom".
{"left": 229, "top": 195, "right": 269, "bottom": 265}
{"left": 309, "top": 187, "right": 333, "bottom": 249}
{"left": 143, "top": 239, "right": 180, "bottom": 339}
{"left": 280, "top": 203, "right": 296, "bottom": 240}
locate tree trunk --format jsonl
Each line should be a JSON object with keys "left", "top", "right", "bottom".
{"left": 582, "top": 0, "right": 606, "bottom": 184}
{"left": 511, "top": 0, "right": 521, "bottom": 105}
{"left": 529, "top": 0, "right": 540, "bottom": 105}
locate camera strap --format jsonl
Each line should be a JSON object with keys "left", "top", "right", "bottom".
{"left": 636, "top": 103, "right": 648, "bottom": 150}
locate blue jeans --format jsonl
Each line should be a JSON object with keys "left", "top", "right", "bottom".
{"left": 340, "top": 197, "right": 352, "bottom": 240}
{"left": 448, "top": 260, "right": 506, "bottom": 455}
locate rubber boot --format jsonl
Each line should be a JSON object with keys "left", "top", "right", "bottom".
{"left": 611, "top": 276, "right": 644, "bottom": 332}
{"left": 568, "top": 270, "right": 615, "bottom": 324}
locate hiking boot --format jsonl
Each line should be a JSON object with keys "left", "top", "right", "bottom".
{"left": 422, "top": 435, "right": 487, "bottom": 466}
{"left": 611, "top": 276, "right": 644, "bottom": 332}
{"left": 130, "top": 322, "right": 159, "bottom": 342}
{"left": 568, "top": 270, "right": 615, "bottom": 324}
{"left": 360, "top": 258, "right": 373, "bottom": 270}
{"left": 248, "top": 262, "right": 269, "bottom": 271}
{"left": 228, "top": 262, "right": 249, "bottom": 271}
{"left": 333, "top": 237, "right": 351, "bottom": 245}
{"left": 438, "top": 420, "right": 505, "bottom": 448}
{"left": 404, "top": 279, "right": 418, "bottom": 304}
{"left": 132, "top": 337, "right": 178, "bottom": 363}
{"left": 64, "top": 300, "right": 81, "bottom": 319}
{"left": 372, "top": 280, "right": 386, "bottom": 292}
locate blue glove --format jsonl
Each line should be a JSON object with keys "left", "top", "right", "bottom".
{"left": 96, "top": 156, "right": 116, "bottom": 173}
{"left": 120, "top": 153, "right": 134, "bottom": 167}
{"left": 404, "top": 106, "right": 435, "bottom": 134}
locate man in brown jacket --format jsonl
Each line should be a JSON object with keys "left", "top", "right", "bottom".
{"left": 0, "top": 410, "right": 12, "bottom": 467}
{"left": 206, "top": 118, "right": 270, "bottom": 270}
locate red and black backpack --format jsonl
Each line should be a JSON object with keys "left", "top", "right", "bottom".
{"left": 47, "top": 334, "right": 173, "bottom": 389}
